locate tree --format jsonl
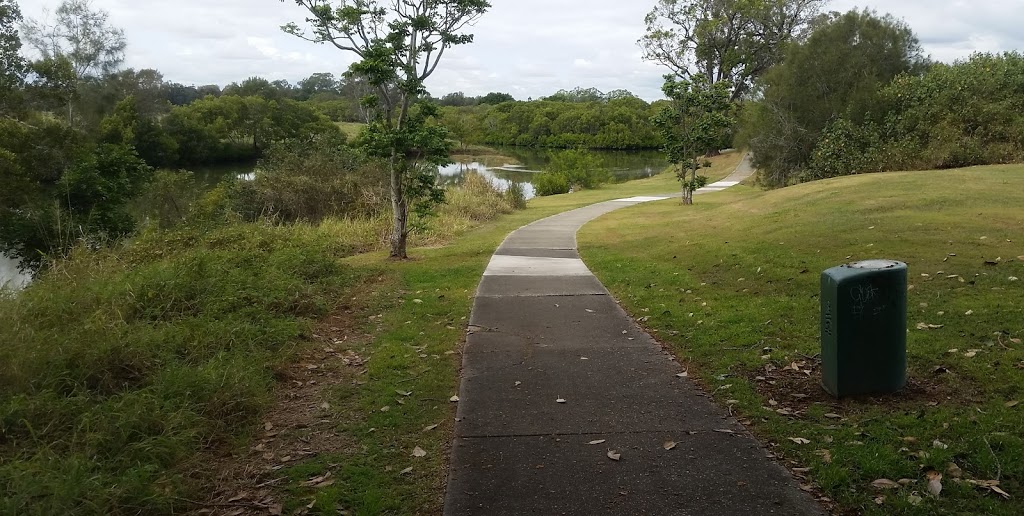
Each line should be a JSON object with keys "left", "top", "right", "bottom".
{"left": 21, "top": 0, "right": 126, "bottom": 123}
{"left": 745, "top": 9, "right": 926, "bottom": 186}
{"left": 640, "top": 0, "right": 824, "bottom": 101}
{"left": 652, "top": 74, "right": 733, "bottom": 204}
{"left": 297, "top": 72, "right": 341, "bottom": 100}
{"left": 283, "top": 0, "right": 491, "bottom": 259}
{"left": 478, "top": 91, "right": 513, "bottom": 104}
{"left": 0, "top": 0, "right": 27, "bottom": 115}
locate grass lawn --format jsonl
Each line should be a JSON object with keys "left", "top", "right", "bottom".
{"left": 578, "top": 165, "right": 1024, "bottom": 515}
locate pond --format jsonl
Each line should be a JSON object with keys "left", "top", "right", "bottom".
{"left": 0, "top": 254, "right": 31, "bottom": 292}
{"left": 438, "top": 147, "right": 669, "bottom": 200}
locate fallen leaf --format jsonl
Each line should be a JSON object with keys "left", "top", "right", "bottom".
{"left": 917, "top": 322, "right": 945, "bottom": 330}
{"left": 663, "top": 441, "right": 677, "bottom": 450}
{"left": 380, "top": 406, "right": 390, "bottom": 412}
{"left": 588, "top": 439, "right": 606, "bottom": 445}
{"left": 947, "top": 462, "right": 963, "bottom": 478}
{"left": 607, "top": 450, "right": 621, "bottom": 461}
{"left": 1011, "top": 338, "right": 1022, "bottom": 345}
{"left": 556, "top": 398, "right": 567, "bottom": 403}
{"left": 264, "top": 422, "right": 273, "bottom": 431}
{"left": 422, "top": 424, "right": 439, "bottom": 432}
{"left": 898, "top": 479, "right": 915, "bottom": 486}
{"left": 714, "top": 429, "right": 735, "bottom": 434}
{"left": 964, "top": 351, "right": 977, "bottom": 358}
{"left": 411, "top": 446, "right": 427, "bottom": 458}
{"left": 793, "top": 467, "right": 812, "bottom": 473}
{"left": 933, "top": 439, "right": 949, "bottom": 450}
{"left": 399, "top": 466, "right": 413, "bottom": 475}
{"left": 449, "top": 395, "right": 460, "bottom": 402}
{"left": 908, "top": 493, "right": 923, "bottom": 506}
{"left": 269, "top": 503, "right": 284, "bottom": 516}
{"left": 585, "top": 309, "right": 595, "bottom": 313}
{"left": 873, "top": 495, "right": 885, "bottom": 505}
{"left": 927, "top": 470, "right": 943, "bottom": 498}
{"left": 1007, "top": 400, "right": 1020, "bottom": 408}
{"left": 871, "top": 479, "right": 900, "bottom": 489}
{"left": 824, "top": 413, "right": 842, "bottom": 419}
{"left": 320, "top": 402, "right": 330, "bottom": 410}
{"left": 965, "top": 310, "right": 974, "bottom": 315}
{"left": 817, "top": 449, "right": 832, "bottom": 463}
{"left": 991, "top": 485, "right": 1012, "bottom": 499}
{"left": 396, "top": 390, "right": 412, "bottom": 396}
{"left": 676, "top": 371, "right": 689, "bottom": 378}
{"left": 789, "top": 437, "right": 811, "bottom": 445}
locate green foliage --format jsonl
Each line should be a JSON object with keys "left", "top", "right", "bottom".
{"left": 99, "top": 96, "right": 179, "bottom": 167}
{"left": 230, "top": 132, "right": 389, "bottom": 224}
{"left": 0, "top": 0, "right": 26, "bottom": 115}
{"left": 0, "top": 223, "right": 358, "bottom": 514}
{"left": 284, "top": 0, "right": 491, "bottom": 258}
{"left": 134, "top": 170, "right": 201, "bottom": 230}
{"left": 652, "top": 74, "right": 734, "bottom": 203}
{"left": 533, "top": 171, "right": 571, "bottom": 196}
{"left": 747, "top": 9, "right": 926, "bottom": 187}
{"left": 453, "top": 94, "right": 662, "bottom": 149}
{"left": 641, "top": 0, "right": 825, "bottom": 101}
{"left": 0, "top": 117, "right": 151, "bottom": 269}
{"left": 533, "top": 148, "right": 608, "bottom": 196}
{"left": 504, "top": 181, "right": 528, "bottom": 210}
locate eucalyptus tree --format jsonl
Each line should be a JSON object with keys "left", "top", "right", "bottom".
{"left": 21, "top": 0, "right": 126, "bottom": 123}
{"left": 282, "top": 0, "right": 491, "bottom": 259}
{"left": 640, "top": 0, "right": 824, "bottom": 101}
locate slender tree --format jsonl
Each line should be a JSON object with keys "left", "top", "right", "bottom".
{"left": 652, "top": 74, "right": 733, "bottom": 205}
{"left": 640, "top": 0, "right": 823, "bottom": 101}
{"left": 283, "top": 0, "right": 490, "bottom": 259}
{"left": 0, "top": 0, "right": 27, "bottom": 115}
{"left": 21, "top": 0, "right": 126, "bottom": 123}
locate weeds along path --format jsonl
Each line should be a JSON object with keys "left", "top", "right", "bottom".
{"left": 443, "top": 155, "right": 822, "bottom": 514}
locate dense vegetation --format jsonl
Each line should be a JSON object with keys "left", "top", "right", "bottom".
{"left": 742, "top": 9, "right": 1024, "bottom": 187}
{"left": 440, "top": 88, "right": 665, "bottom": 150}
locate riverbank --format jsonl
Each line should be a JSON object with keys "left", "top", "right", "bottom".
{"left": 0, "top": 154, "right": 749, "bottom": 514}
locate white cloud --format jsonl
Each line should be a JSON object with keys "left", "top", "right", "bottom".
{"left": 19, "top": 0, "right": 1024, "bottom": 100}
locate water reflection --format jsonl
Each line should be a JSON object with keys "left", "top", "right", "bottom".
{"left": 437, "top": 161, "right": 538, "bottom": 199}
{"left": 438, "top": 147, "right": 668, "bottom": 200}
{"left": 0, "top": 254, "right": 31, "bottom": 292}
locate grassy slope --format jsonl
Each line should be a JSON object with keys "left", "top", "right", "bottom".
{"left": 578, "top": 165, "right": 1024, "bottom": 515}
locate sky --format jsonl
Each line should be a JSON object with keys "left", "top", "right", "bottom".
{"left": 18, "top": 0, "right": 1024, "bottom": 101}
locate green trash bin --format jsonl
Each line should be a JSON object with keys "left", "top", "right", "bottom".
{"left": 821, "top": 260, "right": 907, "bottom": 397}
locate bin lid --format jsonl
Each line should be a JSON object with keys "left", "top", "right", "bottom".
{"left": 847, "top": 259, "right": 904, "bottom": 270}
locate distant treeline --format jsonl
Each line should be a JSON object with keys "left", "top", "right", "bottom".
{"left": 440, "top": 87, "right": 665, "bottom": 150}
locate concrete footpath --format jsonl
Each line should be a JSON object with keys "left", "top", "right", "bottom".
{"left": 444, "top": 155, "right": 825, "bottom": 515}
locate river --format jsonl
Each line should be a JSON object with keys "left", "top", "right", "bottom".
{"left": 438, "top": 147, "right": 668, "bottom": 200}
{"left": 0, "top": 149, "right": 667, "bottom": 288}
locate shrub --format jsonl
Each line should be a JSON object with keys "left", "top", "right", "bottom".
{"left": 533, "top": 171, "right": 571, "bottom": 196}
{"left": 504, "top": 181, "right": 528, "bottom": 209}
{"left": 229, "top": 133, "right": 387, "bottom": 222}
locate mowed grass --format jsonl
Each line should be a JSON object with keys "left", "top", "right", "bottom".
{"left": 578, "top": 165, "right": 1024, "bottom": 515}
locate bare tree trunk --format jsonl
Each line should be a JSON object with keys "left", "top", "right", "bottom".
{"left": 389, "top": 155, "right": 408, "bottom": 259}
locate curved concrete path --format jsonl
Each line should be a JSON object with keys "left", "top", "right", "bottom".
{"left": 444, "top": 155, "right": 824, "bottom": 515}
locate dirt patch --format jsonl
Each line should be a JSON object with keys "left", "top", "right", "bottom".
{"left": 192, "top": 293, "right": 379, "bottom": 515}
{"left": 746, "top": 355, "right": 967, "bottom": 416}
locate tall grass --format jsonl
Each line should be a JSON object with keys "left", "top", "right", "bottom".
{"left": 0, "top": 169, "right": 524, "bottom": 514}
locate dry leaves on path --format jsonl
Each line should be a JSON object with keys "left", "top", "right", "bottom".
{"left": 663, "top": 441, "right": 677, "bottom": 450}
{"left": 587, "top": 439, "right": 606, "bottom": 445}
{"left": 789, "top": 437, "right": 811, "bottom": 445}
{"left": 411, "top": 446, "right": 427, "bottom": 458}
{"left": 607, "top": 450, "right": 621, "bottom": 461}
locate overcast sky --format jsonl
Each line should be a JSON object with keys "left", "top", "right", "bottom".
{"left": 19, "top": 0, "right": 1024, "bottom": 101}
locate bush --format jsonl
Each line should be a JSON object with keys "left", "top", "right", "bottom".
{"left": 504, "top": 181, "right": 528, "bottom": 209}
{"left": 229, "top": 133, "right": 387, "bottom": 223}
{"left": 533, "top": 171, "right": 571, "bottom": 196}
